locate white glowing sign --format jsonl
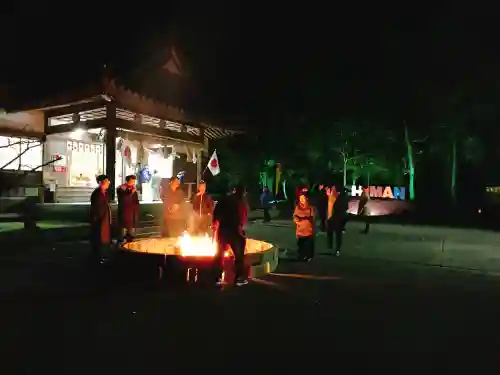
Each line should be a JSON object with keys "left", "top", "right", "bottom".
{"left": 350, "top": 185, "right": 406, "bottom": 200}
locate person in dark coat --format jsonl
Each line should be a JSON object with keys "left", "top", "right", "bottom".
{"left": 161, "top": 176, "right": 185, "bottom": 237}
{"left": 316, "top": 184, "right": 328, "bottom": 233}
{"left": 357, "top": 188, "right": 370, "bottom": 234}
{"left": 191, "top": 180, "right": 214, "bottom": 234}
{"left": 326, "top": 185, "right": 348, "bottom": 256}
{"left": 117, "top": 175, "right": 140, "bottom": 245}
{"left": 89, "top": 175, "right": 111, "bottom": 264}
{"left": 212, "top": 184, "right": 249, "bottom": 287}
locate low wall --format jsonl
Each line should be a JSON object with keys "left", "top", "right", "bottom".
{"left": 348, "top": 197, "right": 413, "bottom": 216}
{"left": 37, "top": 202, "right": 166, "bottom": 223}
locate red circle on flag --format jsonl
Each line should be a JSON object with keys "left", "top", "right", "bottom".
{"left": 210, "top": 158, "right": 218, "bottom": 168}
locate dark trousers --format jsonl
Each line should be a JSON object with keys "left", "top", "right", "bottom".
{"left": 90, "top": 238, "right": 102, "bottom": 261}
{"left": 362, "top": 216, "right": 370, "bottom": 233}
{"left": 326, "top": 217, "right": 343, "bottom": 251}
{"left": 119, "top": 227, "right": 136, "bottom": 243}
{"left": 319, "top": 215, "right": 326, "bottom": 232}
{"left": 214, "top": 231, "right": 246, "bottom": 282}
{"left": 161, "top": 218, "right": 185, "bottom": 237}
{"left": 90, "top": 224, "right": 107, "bottom": 262}
{"left": 297, "top": 235, "right": 315, "bottom": 259}
{"left": 263, "top": 208, "right": 271, "bottom": 222}
{"left": 342, "top": 216, "right": 348, "bottom": 231}
{"left": 193, "top": 215, "right": 211, "bottom": 235}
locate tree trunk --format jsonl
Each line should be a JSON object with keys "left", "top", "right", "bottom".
{"left": 404, "top": 124, "right": 416, "bottom": 200}
{"left": 282, "top": 180, "right": 288, "bottom": 201}
{"left": 343, "top": 159, "right": 347, "bottom": 186}
{"left": 451, "top": 135, "right": 457, "bottom": 205}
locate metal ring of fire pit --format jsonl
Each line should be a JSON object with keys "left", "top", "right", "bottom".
{"left": 120, "top": 236, "right": 279, "bottom": 282}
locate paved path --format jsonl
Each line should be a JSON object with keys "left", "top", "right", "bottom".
{"left": 1, "top": 221, "right": 500, "bottom": 370}
{"left": 248, "top": 220, "right": 500, "bottom": 273}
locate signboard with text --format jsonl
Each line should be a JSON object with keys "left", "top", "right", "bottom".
{"left": 51, "top": 154, "right": 67, "bottom": 172}
{"left": 350, "top": 185, "right": 407, "bottom": 201}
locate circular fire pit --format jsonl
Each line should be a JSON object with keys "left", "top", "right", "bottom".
{"left": 120, "top": 235, "right": 278, "bottom": 284}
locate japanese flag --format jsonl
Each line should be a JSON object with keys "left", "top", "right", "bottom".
{"left": 207, "top": 150, "right": 220, "bottom": 176}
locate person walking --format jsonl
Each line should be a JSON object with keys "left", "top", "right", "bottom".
{"left": 358, "top": 187, "right": 370, "bottom": 234}
{"left": 212, "top": 184, "right": 249, "bottom": 286}
{"left": 191, "top": 180, "right": 214, "bottom": 234}
{"left": 293, "top": 192, "right": 316, "bottom": 262}
{"left": 160, "top": 176, "right": 185, "bottom": 237}
{"left": 326, "top": 185, "right": 347, "bottom": 256}
{"left": 116, "top": 175, "right": 140, "bottom": 245}
{"left": 316, "top": 184, "right": 328, "bottom": 233}
{"left": 260, "top": 186, "right": 273, "bottom": 223}
{"left": 89, "top": 175, "right": 112, "bottom": 264}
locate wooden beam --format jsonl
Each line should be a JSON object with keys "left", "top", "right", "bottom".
{"left": 46, "top": 118, "right": 109, "bottom": 135}
{"left": 44, "top": 99, "right": 107, "bottom": 119}
{"left": 43, "top": 112, "right": 49, "bottom": 134}
{"left": 115, "top": 118, "right": 203, "bottom": 145}
{"left": 116, "top": 130, "right": 204, "bottom": 151}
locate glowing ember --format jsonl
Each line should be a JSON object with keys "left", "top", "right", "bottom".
{"left": 177, "top": 232, "right": 230, "bottom": 257}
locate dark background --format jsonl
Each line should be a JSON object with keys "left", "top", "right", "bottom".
{"left": 2, "top": 3, "right": 500, "bottom": 218}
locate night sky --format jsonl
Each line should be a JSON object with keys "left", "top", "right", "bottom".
{"left": 1, "top": 4, "right": 499, "bottom": 126}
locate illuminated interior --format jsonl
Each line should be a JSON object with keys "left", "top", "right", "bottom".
{"left": 0, "top": 136, "right": 42, "bottom": 171}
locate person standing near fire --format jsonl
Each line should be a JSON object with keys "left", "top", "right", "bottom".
{"left": 89, "top": 175, "right": 111, "bottom": 264}
{"left": 116, "top": 175, "right": 140, "bottom": 245}
{"left": 161, "top": 176, "right": 185, "bottom": 237}
{"left": 191, "top": 180, "right": 214, "bottom": 234}
{"left": 293, "top": 191, "right": 316, "bottom": 262}
{"left": 212, "top": 184, "right": 249, "bottom": 286}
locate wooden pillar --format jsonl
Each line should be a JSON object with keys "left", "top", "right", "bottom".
{"left": 41, "top": 116, "right": 49, "bottom": 203}
{"left": 106, "top": 104, "right": 117, "bottom": 201}
{"left": 198, "top": 128, "right": 205, "bottom": 185}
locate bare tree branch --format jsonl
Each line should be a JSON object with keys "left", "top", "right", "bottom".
{"left": 0, "top": 139, "right": 38, "bottom": 149}
{"left": 27, "top": 156, "right": 62, "bottom": 173}
{"left": 0, "top": 142, "right": 41, "bottom": 170}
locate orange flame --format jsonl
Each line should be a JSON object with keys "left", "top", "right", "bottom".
{"left": 177, "top": 232, "right": 230, "bottom": 257}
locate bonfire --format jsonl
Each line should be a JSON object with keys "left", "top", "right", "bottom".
{"left": 176, "top": 232, "right": 231, "bottom": 258}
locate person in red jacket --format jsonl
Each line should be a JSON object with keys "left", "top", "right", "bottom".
{"left": 90, "top": 175, "right": 111, "bottom": 264}
{"left": 294, "top": 192, "right": 316, "bottom": 262}
{"left": 212, "top": 184, "right": 249, "bottom": 286}
{"left": 116, "top": 175, "right": 140, "bottom": 245}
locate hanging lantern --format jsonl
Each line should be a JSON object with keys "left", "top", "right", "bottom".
{"left": 123, "top": 146, "right": 132, "bottom": 167}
